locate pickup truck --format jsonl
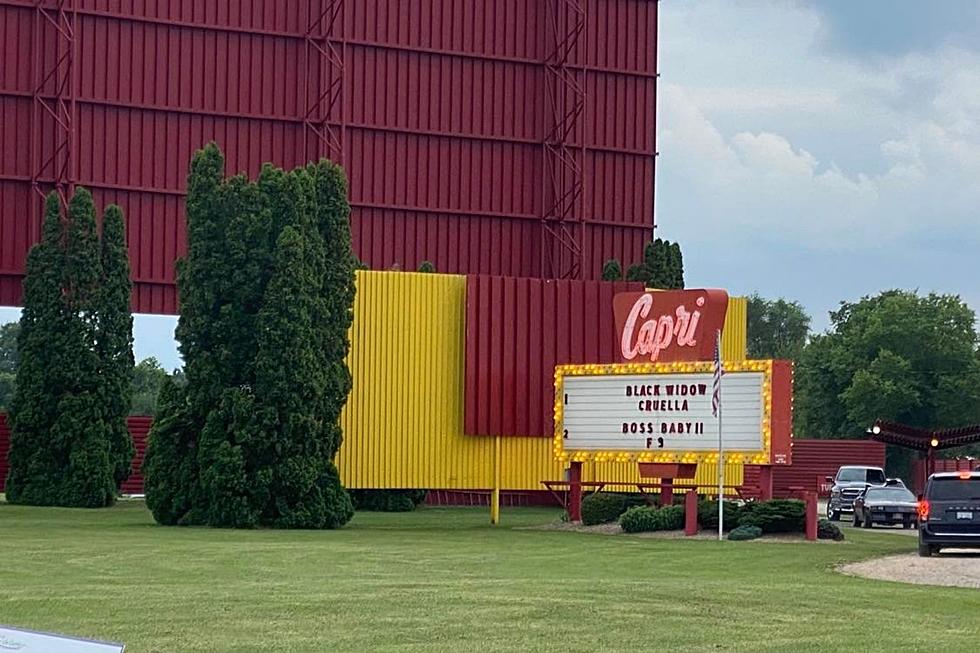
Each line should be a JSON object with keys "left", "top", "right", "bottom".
{"left": 826, "top": 465, "right": 887, "bottom": 520}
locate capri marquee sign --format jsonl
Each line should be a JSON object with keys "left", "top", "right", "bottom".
{"left": 554, "top": 361, "right": 793, "bottom": 466}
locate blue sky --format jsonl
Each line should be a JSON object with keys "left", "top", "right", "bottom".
{"left": 658, "top": 0, "right": 980, "bottom": 332}
{"left": 2, "top": 0, "right": 978, "bottom": 369}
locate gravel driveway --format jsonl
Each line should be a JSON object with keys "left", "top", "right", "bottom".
{"left": 841, "top": 552, "right": 980, "bottom": 589}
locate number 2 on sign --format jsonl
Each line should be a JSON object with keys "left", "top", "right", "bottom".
{"left": 645, "top": 437, "right": 665, "bottom": 449}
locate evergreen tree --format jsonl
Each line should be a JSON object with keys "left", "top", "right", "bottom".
{"left": 98, "top": 205, "right": 135, "bottom": 486}
{"left": 308, "top": 158, "right": 356, "bottom": 527}
{"left": 625, "top": 238, "right": 686, "bottom": 289}
{"left": 145, "top": 144, "right": 226, "bottom": 523}
{"left": 601, "top": 259, "right": 623, "bottom": 281}
{"left": 6, "top": 194, "right": 68, "bottom": 503}
{"left": 7, "top": 189, "right": 123, "bottom": 507}
{"left": 144, "top": 145, "right": 356, "bottom": 528}
{"left": 59, "top": 188, "right": 116, "bottom": 507}
{"left": 142, "top": 377, "right": 197, "bottom": 525}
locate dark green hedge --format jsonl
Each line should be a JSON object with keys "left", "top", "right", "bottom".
{"left": 727, "top": 525, "right": 762, "bottom": 541}
{"left": 581, "top": 492, "right": 647, "bottom": 526}
{"left": 350, "top": 490, "right": 428, "bottom": 512}
{"left": 619, "top": 505, "right": 684, "bottom": 533}
{"left": 738, "top": 499, "right": 805, "bottom": 534}
{"left": 817, "top": 519, "right": 844, "bottom": 541}
{"left": 697, "top": 500, "right": 743, "bottom": 531}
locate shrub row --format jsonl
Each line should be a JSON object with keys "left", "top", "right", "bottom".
{"left": 581, "top": 492, "right": 648, "bottom": 526}
{"left": 698, "top": 499, "right": 806, "bottom": 534}
{"left": 350, "top": 490, "right": 428, "bottom": 512}
{"left": 619, "top": 505, "right": 685, "bottom": 533}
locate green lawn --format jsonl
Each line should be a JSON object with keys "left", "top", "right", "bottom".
{"left": 0, "top": 501, "right": 977, "bottom": 652}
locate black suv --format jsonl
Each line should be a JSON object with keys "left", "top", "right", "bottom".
{"left": 918, "top": 471, "right": 980, "bottom": 557}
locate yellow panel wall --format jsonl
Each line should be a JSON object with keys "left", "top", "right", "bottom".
{"left": 337, "top": 271, "right": 493, "bottom": 489}
{"left": 338, "top": 271, "right": 750, "bottom": 492}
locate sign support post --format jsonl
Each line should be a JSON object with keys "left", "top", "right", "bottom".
{"left": 716, "top": 329, "right": 725, "bottom": 541}
{"left": 491, "top": 435, "right": 501, "bottom": 524}
{"left": 717, "top": 397, "right": 724, "bottom": 540}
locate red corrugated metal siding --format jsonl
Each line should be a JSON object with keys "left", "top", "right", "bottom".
{"left": 0, "top": 0, "right": 658, "bottom": 314}
{"left": 744, "top": 439, "right": 886, "bottom": 498}
{"left": 464, "top": 275, "right": 644, "bottom": 437}
{"left": 121, "top": 416, "right": 152, "bottom": 495}
{"left": 910, "top": 457, "right": 980, "bottom": 494}
{"left": 0, "top": 413, "right": 152, "bottom": 494}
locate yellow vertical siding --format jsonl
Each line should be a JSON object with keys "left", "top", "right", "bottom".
{"left": 338, "top": 271, "right": 750, "bottom": 492}
{"left": 337, "top": 271, "right": 493, "bottom": 489}
{"left": 723, "top": 295, "right": 747, "bottom": 361}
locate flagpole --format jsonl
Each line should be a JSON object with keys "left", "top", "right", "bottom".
{"left": 717, "top": 330, "right": 724, "bottom": 541}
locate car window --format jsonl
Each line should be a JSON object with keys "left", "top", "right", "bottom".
{"left": 865, "top": 488, "right": 915, "bottom": 501}
{"left": 927, "top": 478, "right": 980, "bottom": 501}
{"left": 837, "top": 469, "right": 866, "bottom": 482}
{"left": 865, "top": 469, "right": 886, "bottom": 484}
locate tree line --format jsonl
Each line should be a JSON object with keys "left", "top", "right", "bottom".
{"left": 749, "top": 291, "right": 980, "bottom": 474}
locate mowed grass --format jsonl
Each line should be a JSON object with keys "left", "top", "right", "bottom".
{"left": 1, "top": 501, "right": 977, "bottom": 653}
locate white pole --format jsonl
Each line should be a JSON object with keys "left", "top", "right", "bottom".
{"left": 717, "top": 393, "right": 724, "bottom": 541}
{"left": 717, "top": 330, "right": 724, "bottom": 541}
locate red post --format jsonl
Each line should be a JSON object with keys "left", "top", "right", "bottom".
{"left": 758, "top": 465, "right": 773, "bottom": 500}
{"left": 661, "top": 477, "right": 674, "bottom": 506}
{"left": 804, "top": 491, "right": 817, "bottom": 541}
{"left": 684, "top": 490, "right": 698, "bottom": 536}
{"left": 569, "top": 461, "right": 583, "bottom": 522}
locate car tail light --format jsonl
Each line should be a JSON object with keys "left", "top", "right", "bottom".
{"left": 958, "top": 471, "right": 971, "bottom": 480}
{"left": 917, "top": 500, "right": 930, "bottom": 520}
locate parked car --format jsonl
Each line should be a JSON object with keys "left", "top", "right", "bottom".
{"left": 826, "top": 465, "right": 887, "bottom": 520}
{"left": 918, "top": 471, "right": 980, "bottom": 557}
{"left": 852, "top": 485, "right": 918, "bottom": 529}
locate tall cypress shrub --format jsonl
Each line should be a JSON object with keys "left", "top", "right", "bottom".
{"left": 98, "top": 205, "right": 135, "bottom": 486}
{"left": 144, "top": 144, "right": 226, "bottom": 525}
{"left": 58, "top": 188, "right": 116, "bottom": 507}
{"left": 6, "top": 194, "right": 68, "bottom": 503}
{"left": 7, "top": 189, "right": 126, "bottom": 507}
{"left": 144, "top": 145, "right": 356, "bottom": 528}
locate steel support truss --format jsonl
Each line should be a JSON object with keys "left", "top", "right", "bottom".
{"left": 31, "top": 0, "right": 77, "bottom": 234}
{"left": 541, "top": 0, "right": 586, "bottom": 279}
{"left": 304, "top": 0, "right": 346, "bottom": 165}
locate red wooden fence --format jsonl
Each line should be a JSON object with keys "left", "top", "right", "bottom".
{"left": 744, "top": 439, "right": 886, "bottom": 498}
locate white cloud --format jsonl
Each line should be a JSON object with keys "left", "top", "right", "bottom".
{"left": 656, "top": 0, "right": 980, "bottom": 328}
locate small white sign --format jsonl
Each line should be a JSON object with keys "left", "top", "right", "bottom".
{"left": 561, "top": 372, "right": 765, "bottom": 452}
{"left": 0, "top": 626, "right": 124, "bottom": 652}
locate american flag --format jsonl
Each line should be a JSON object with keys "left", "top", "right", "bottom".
{"left": 712, "top": 330, "right": 723, "bottom": 417}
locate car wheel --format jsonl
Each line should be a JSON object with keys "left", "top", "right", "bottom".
{"left": 863, "top": 515, "right": 872, "bottom": 529}
{"left": 902, "top": 518, "right": 911, "bottom": 529}
{"left": 918, "top": 541, "right": 932, "bottom": 557}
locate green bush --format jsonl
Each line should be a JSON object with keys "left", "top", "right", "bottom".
{"left": 697, "top": 500, "right": 743, "bottom": 531}
{"left": 817, "top": 519, "right": 844, "bottom": 541}
{"left": 728, "top": 525, "right": 763, "bottom": 541}
{"left": 739, "top": 499, "right": 805, "bottom": 534}
{"left": 581, "top": 492, "right": 646, "bottom": 525}
{"left": 619, "top": 505, "right": 684, "bottom": 533}
{"left": 350, "top": 490, "right": 427, "bottom": 512}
